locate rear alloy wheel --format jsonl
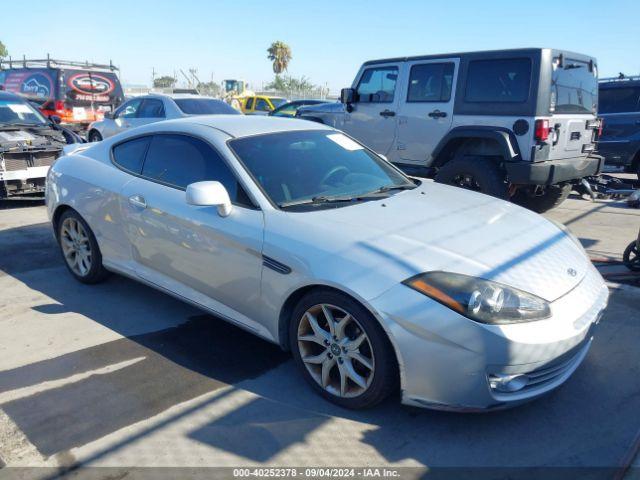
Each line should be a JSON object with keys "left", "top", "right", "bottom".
{"left": 512, "top": 183, "right": 572, "bottom": 213}
{"left": 88, "top": 130, "right": 103, "bottom": 142}
{"left": 435, "top": 156, "right": 509, "bottom": 199}
{"left": 290, "top": 291, "right": 397, "bottom": 409}
{"left": 57, "top": 210, "right": 109, "bottom": 284}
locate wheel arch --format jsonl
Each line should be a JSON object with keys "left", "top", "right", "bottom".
{"left": 51, "top": 204, "right": 76, "bottom": 237}
{"left": 277, "top": 282, "right": 405, "bottom": 391}
{"left": 431, "top": 127, "right": 521, "bottom": 168}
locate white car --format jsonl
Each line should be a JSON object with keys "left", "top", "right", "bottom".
{"left": 46, "top": 115, "right": 608, "bottom": 410}
{"left": 86, "top": 93, "right": 239, "bottom": 142}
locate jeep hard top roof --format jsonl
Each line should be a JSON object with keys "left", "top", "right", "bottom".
{"left": 599, "top": 75, "right": 640, "bottom": 87}
{"left": 362, "top": 48, "right": 595, "bottom": 66}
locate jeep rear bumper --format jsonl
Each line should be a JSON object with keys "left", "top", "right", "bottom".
{"left": 505, "top": 155, "right": 603, "bottom": 185}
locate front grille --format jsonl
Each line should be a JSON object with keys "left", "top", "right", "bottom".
{"left": 1, "top": 150, "right": 60, "bottom": 171}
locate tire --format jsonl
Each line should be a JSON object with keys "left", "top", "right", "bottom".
{"left": 623, "top": 241, "right": 640, "bottom": 271}
{"left": 88, "top": 130, "right": 103, "bottom": 142}
{"left": 289, "top": 289, "right": 397, "bottom": 409}
{"left": 434, "top": 156, "right": 509, "bottom": 199}
{"left": 512, "top": 183, "right": 572, "bottom": 213}
{"left": 57, "top": 209, "right": 109, "bottom": 284}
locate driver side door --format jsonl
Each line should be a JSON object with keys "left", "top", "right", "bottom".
{"left": 343, "top": 63, "right": 401, "bottom": 157}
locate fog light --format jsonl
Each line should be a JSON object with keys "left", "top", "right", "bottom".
{"left": 489, "top": 373, "right": 530, "bottom": 393}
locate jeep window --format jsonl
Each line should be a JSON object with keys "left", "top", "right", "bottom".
{"left": 598, "top": 87, "right": 640, "bottom": 114}
{"left": 0, "top": 99, "right": 48, "bottom": 126}
{"left": 174, "top": 98, "right": 239, "bottom": 115}
{"left": 245, "top": 97, "right": 254, "bottom": 110}
{"left": 551, "top": 59, "right": 598, "bottom": 114}
{"left": 465, "top": 58, "right": 531, "bottom": 103}
{"left": 407, "top": 63, "right": 455, "bottom": 102}
{"left": 356, "top": 66, "right": 398, "bottom": 103}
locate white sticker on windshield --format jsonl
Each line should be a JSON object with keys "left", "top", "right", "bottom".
{"left": 8, "top": 104, "right": 32, "bottom": 114}
{"left": 327, "top": 133, "right": 363, "bottom": 151}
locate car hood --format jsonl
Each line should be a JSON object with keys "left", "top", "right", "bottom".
{"left": 271, "top": 182, "right": 589, "bottom": 302}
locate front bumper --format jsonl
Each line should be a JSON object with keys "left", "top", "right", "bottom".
{"left": 505, "top": 155, "right": 603, "bottom": 185}
{"left": 369, "top": 264, "right": 609, "bottom": 411}
{"left": 0, "top": 166, "right": 50, "bottom": 198}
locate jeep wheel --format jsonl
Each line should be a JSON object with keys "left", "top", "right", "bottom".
{"left": 435, "top": 157, "right": 509, "bottom": 199}
{"left": 512, "top": 183, "right": 572, "bottom": 213}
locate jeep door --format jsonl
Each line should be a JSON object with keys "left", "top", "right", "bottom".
{"left": 395, "top": 59, "right": 458, "bottom": 165}
{"left": 344, "top": 63, "right": 401, "bottom": 156}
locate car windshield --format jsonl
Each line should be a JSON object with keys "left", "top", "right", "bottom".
{"left": 551, "top": 59, "right": 598, "bottom": 114}
{"left": 269, "top": 98, "right": 287, "bottom": 108}
{"left": 0, "top": 99, "right": 48, "bottom": 126}
{"left": 174, "top": 98, "right": 240, "bottom": 115}
{"left": 229, "top": 130, "right": 415, "bottom": 209}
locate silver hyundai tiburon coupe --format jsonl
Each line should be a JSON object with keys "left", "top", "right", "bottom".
{"left": 46, "top": 115, "right": 608, "bottom": 411}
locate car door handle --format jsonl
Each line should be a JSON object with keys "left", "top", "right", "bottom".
{"left": 379, "top": 109, "right": 396, "bottom": 118}
{"left": 128, "top": 195, "right": 147, "bottom": 209}
{"left": 428, "top": 110, "right": 447, "bottom": 118}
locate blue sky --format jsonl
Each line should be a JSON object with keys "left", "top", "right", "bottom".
{"left": 1, "top": 0, "right": 639, "bottom": 92}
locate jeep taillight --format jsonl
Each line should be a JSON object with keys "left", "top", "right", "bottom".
{"left": 598, "top": 118, "right": 604, "bottom": 138}
{"left": 534, "top": 119, "right": 549, "bottom": 142}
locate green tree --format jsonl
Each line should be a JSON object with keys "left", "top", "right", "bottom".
{"left": 197, "top": 81, "right": 221, "bottom": 96}
{"left": 267, "top": 41, "right": 292, "bottom": 74}
{"left": 266, "top": 75, "right": 317, "bottom": 92}
{"left": 153, "top": 75, "right": 176, "bottom": 89}
{"left": 0, "top": 41, "right": 8, "bottom": 60}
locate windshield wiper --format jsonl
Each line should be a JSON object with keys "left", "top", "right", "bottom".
{"left": 279, "top": 184, "right": 416, "bottom": 208}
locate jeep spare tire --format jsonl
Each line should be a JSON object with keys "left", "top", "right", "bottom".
{"left": 435, "top": 156, "right": 509, "bottom": 199}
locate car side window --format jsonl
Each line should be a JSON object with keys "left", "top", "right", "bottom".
{"left": 112, "top": 136, "right": 151, "bottom": 174}
{"left": 255, "top": 98, "right": 271, "bottom": 111}
{"left": 599, "top": 87, "right": 640, "bottom": 114}
{"left": 245, "top": 97, "right": 254, "bottom": 110}
{"left": 356, "top": 66, "right": 398, "bottom": 103}
{"left": 407, "top": 63, "right": 455, "bottom": 102}
{"left": 116, "top": 98, "right": 142, "bottom": 119}
{"left": 137, "top": 99, "right": 165, "bottom": 118}
{"left": 141, "top": 134, "right": 252, "bottom": 206}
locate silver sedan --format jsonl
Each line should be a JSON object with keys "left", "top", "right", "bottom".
{"left": 86, "top": 93, "right": 239, "bottom": 142}
{"left": 47, "top": 116, "right": 608, "bottom": 410}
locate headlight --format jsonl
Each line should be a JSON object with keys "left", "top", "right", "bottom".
{"left": 402, "top": 271, "right": 551, "bottom": 324}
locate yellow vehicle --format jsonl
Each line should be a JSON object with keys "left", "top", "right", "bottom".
{"left": 241, "top": 95, "right": 287, "bottom": 115}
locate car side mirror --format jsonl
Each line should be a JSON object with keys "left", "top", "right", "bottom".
{"left": 104, "top": 111, "right": 114, "bottom": 120}
{"left": 186, "top": 181, "right": 233, "bottom": 217}
{"left": 340, "top": 88, "right": 356, "bottom": 112}
{"left": 49, "top": 115, "right": 61, "bottom": 124}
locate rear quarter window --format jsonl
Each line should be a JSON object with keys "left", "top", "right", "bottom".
{"left": 465, "top": 58, "right": 532, "bottom": 103}
{"left": 112, "top": 136, "right": 151, "bottom": 174}
{"left": 598, "top": 86, "right": 640, "bottom": 113}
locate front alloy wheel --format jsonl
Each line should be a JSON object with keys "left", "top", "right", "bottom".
{"left": 297, "top": 303, "right": 375, "bottom": 398}
{"left": 290, "top": 290, "right": 397, "bottom": 409}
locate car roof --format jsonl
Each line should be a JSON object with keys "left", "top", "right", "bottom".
{"left": 146, "top": 93, "right": 223, "bottom": 100}
{"left": 178, "top": 114, "right": 333, "bottom": 138}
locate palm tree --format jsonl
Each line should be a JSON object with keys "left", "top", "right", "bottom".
{"left": 267, "top": 41, "right": 292, "bottom": 74}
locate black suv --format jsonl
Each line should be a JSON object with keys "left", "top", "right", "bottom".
{"left": 598, "top": 76, "right": 640, "bottom": 178}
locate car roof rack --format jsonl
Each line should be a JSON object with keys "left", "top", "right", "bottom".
{"left": 0, "top": 54, "right": 118, "bottom": 72}
{"left": 599, "top": 74, "right": 640, "bottom": 83}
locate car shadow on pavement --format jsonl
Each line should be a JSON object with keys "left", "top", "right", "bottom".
{"left": 0, "top": 221, "right": 639, "bottom": 472}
